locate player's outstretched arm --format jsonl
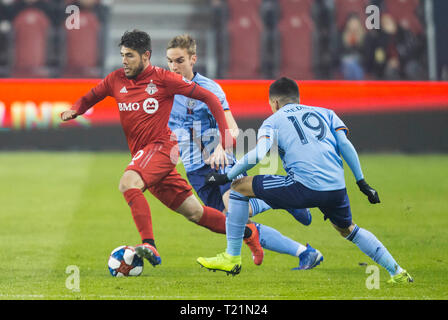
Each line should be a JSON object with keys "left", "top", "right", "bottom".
{"left": 205, "top": 137, "right": 272, "bottom": 186}
{"left": 60, "top": 75, "right": 112, "bottom": 122}
{"left": 335, "top": 130, "right": 380, "bottom": 204}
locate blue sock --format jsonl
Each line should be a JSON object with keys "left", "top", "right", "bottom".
{"left": 226, "top": 190, "right": 249, "bottom": 256}
{"left": 257, "top": 223, "right": 307, "bottom": 257}
{"left": 249, "top": 198, "right": 271, "bottom": 216}
{"left": 347, "top": 225, "right": 403, "bottom": 276}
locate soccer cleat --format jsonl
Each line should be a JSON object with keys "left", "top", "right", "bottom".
{"left": 387, "top": 270, "right": 414, "bottom": 284}
{"left": 293, "top": 244, "right": 324, "bottom": 270}
{"left": 244, "top": 223, "right": 264, "bottom": 265}
{"left": 134, "top": 243, "right": 161, "bottom": 267}
{"left": 197, "top": 252, "right": 242, "bottom": 276}
{"left": 286, "top": 208, "right": 312, "bottom": 226}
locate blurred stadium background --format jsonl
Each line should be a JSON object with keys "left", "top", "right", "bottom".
{"left": 1, "top": 0, "right": 446, "bottom": 80}
{"left": 0, "top": 0, "right": 447, "bottom": 152}
{"left": 1, "top": 1, "right": 448, "bottom": 301}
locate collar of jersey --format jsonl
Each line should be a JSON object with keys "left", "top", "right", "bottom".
{"left": 134, "top": 64, "right": 155, "bottom": 82}
{"left": 280, "top": 103, "right": 299, "bottom": 110}
{"left": 191, "top": 71, "right": 199, "bottom": 82}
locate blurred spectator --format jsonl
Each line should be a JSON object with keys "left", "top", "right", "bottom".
{"left": 336, "top": 13, "right": 366, "bottom": 80}
{"left": 363, "top": 13, "right": 425, "bottom": 80}
{"left": 225, "top": 0, "right": 263, "bottom": 79}
{"left": 211, "top": 0, "right": 228, "bottom": 78}
{"left": 65, "top": 0, "right": 109, "bottom": 23}
{"left": 433, "top": 0, "right": 448, "bottom": 80}
{"left": 11, "top": 0, "right": 54, "bottom": 77}
{"left": 276, "top": 0, "right": 315, "bottom": 80}
{"left": 62, "top": 0, "right": 105, "bottom": 78}
{"left": 334, "top": 0, "right": 368, "bottom": 31}
{"left": 0, "top": 0, "right": 14, "bottom": 76}
{"left": 313, "top": 0, "right": 336, "bottom": 79}
{"left": 374, "top": 0, "right": 423, "bottom": 35}
{"left": 10, "top": 0, "right": 56, "bottom": 23}
{"left": 0, "top": 0, "right": 14, "bottom": 20}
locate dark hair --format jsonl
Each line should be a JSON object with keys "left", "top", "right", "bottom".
{"left": 119, "top": 29, "right": 152, "bottom": 55}
{"left": 269, "top": 77, "right": 300, "bottom": 101}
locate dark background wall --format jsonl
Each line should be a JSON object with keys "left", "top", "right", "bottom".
{"left": 434, "top": 0, "right": 448, "bottom": 79}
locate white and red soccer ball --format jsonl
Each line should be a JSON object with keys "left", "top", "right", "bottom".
{"left": 108, "top": 245, "right": 144, "bottom": 277}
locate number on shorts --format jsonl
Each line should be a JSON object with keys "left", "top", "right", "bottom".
{"left": 129, "top": 150, "right": 144, "bottom": 166}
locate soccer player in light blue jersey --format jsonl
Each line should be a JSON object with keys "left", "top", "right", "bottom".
{"left": 166, "top": 35, "right": 316, "bottom": 268}
{"left": 198, "top": 77, "right": 413, "bottom": 284}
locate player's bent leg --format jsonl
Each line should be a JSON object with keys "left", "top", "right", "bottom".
{"left": 230, "top": 178, "right": 312, "bottom": 225}
{"left": 119, "top": 171, "right": 161, "bottom": 266}
{"left": 285, "top": 208, "right": 312, "bottom": 226}
{"left": 175, "top": 194, "right": 203, "bottom": 223}
{"left": 336, "top": 222, "right": 413, "bottom": 283}
{"left": 224, "top": 189, "right": 257, "bottom": 217}
{"left": 119, "top": 170, "right": 146, "bottom": 193}
{"left": 332, "top": 222, "right": 356, "bottom": 238}
{"left": 175, "top": 195, "right": 227, "bottom": 234}
{"left": 119, "top": 170, "right": 155, "bottom": 244}
{"left": 231, "top": 176, "right": 256, "bottom": 197}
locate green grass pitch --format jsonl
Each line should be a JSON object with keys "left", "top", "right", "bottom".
{"left": 0, "top": 152, "right": 447, "bottom": 300}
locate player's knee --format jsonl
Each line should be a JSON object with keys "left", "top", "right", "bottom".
{"left": 231, "top": 177, "right": 253, "bottom": 197}
{"left": 338, "top": 229, "right": 351, "bottom": 238}
{"left": 119, "top": 180, "right": 132, "bottom": 193}
{"left": 332, "top": 223, "right": 355, "bottom": 238}
{"left": 118, "top": 171, "right": 144, "bottom": 193}
{"left": 175, "top": 195, "right": 203, "bottom": 222}
{"left": 221, "top": 190, "right": 230, "bottom": 212}
{"left": 230, "top": 177, "right": 247, "bottom": 193}
{"left": 186, "top": 206, "right": 203, "bottom": 223}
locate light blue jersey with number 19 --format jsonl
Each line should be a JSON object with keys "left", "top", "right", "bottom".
{"left": 259, "top": 103, "right": 349, "bottom": 191}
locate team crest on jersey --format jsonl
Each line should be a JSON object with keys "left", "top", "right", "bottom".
{"left": 145, "top": 81, "right": 158, "bottom": 95}
{"left": 186, "top": 99, "right": 196, "bottom": 114}
{"left": 187, "top": 99, "right": 196, "bottom": 109}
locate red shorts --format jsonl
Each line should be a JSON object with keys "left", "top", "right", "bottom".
{"left": 125, "top": 140, "right": 193, "bottom": 210}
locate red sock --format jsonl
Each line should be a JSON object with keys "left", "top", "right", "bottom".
{"left": 123, "top": 189, "right": 154, "bottom": 242}
{"left": 197, "top": 206, "right": 226, "bottom": 234}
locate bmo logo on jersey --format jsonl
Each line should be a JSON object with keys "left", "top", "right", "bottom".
{"left": 118, "top": 102, "right": 140, "bottom": 111}
{"left": 118, "top": 98, "right": 159, "bottom": 114}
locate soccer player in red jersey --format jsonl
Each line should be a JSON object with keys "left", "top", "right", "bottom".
{"left": 61, "top": 30, "right": 262, "bottom": 267}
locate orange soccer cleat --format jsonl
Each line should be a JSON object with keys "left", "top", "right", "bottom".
{"left": 244, "top": 223, "right": 264, "bottom": 266}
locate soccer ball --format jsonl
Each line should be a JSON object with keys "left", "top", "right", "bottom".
{"left": 108, "top": 245, "right": 144, "bottom": 277}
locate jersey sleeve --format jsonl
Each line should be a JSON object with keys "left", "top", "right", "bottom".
{"left": 164, "top": 70, "right": 198, "bottom": 97}
{"left": 213, "top": 83, "right": 230, "bottom": 111}
{"left": 257, "top": 117, "right": 277, "bottom": 144}
{"left": 329, "top": 110, "right": 349, "bottom": 135}
{"left": 72, "top": 71, "right": 114, "bottom": 115}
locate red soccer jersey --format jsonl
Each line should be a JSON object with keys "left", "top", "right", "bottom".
{"left": 72, "top": 65, "right": 230, "bottom": 155}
